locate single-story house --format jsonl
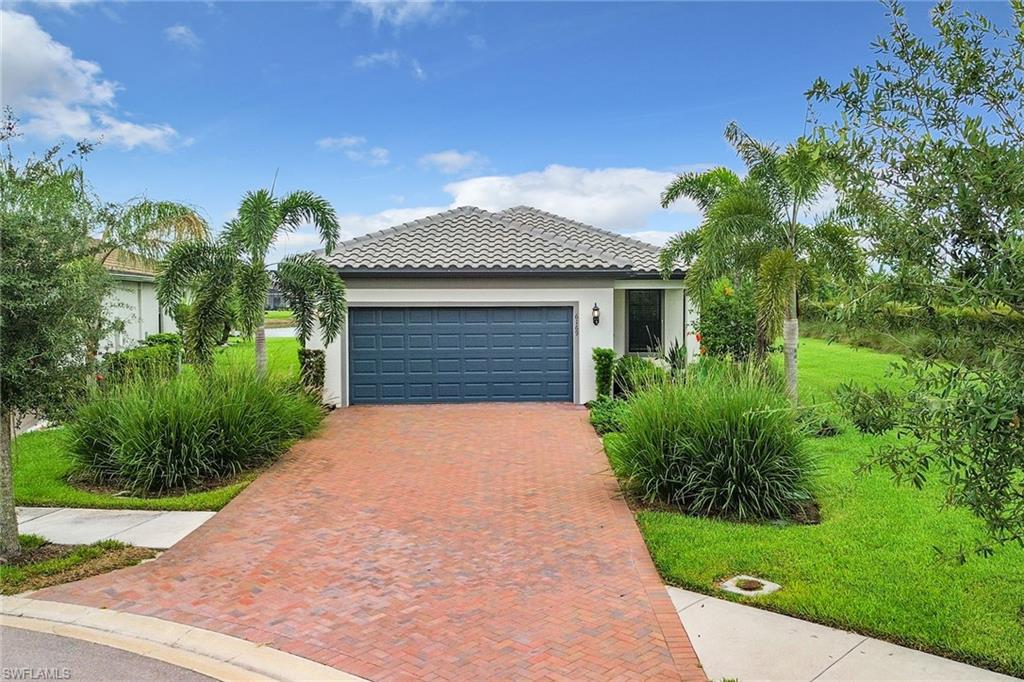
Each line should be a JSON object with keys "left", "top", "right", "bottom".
{"left": 99, "top": 246, "right": 177, "bottom": 354}
{"left": 312, "top": 206, "right": 697, "bottom": 406}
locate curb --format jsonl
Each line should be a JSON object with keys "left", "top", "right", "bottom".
{"left": 1, "top": 596, "right": 367, "bottom": 682}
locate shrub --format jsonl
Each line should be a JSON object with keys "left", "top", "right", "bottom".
{"left": 614, "top": 355, "right": 668, "bottom": 397}
{"left": 101, "top": 344, "right": 178, "bottom": 386}
{"left": 696, "top": 278, "right": 758, "bottom": 361}
{"left": 834, "top": 382, "right": 902, "bottom": 434}
{"left": 610, "top": 362, "right": 814, "bottom": 520}
{"left": 588, "top": 396, "right": 629, "bottom": 435}
{"left": 140, "top": 333, "right": 181, "bottom": 351}
{"left": 298, "top": 348, "right": 325, "bottom": 397}
{"left": 592, "top": 347, "right": 616, "bottom": 399}
{"left": 68, "top": 366, "right": 322, "bottom": 494}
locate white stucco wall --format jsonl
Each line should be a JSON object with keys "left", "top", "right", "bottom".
{"left": 99, "top": 277, "right": 176, "bottom": 354}
{"left": 311, "top": 276, "right": 694, "bottom": 406}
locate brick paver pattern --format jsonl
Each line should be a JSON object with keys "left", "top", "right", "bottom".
{"left": 35, "top": 404, "right": 704, "bottom": 681}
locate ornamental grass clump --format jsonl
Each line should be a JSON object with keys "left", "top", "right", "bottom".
{"left": 611, "top": 361, "right": 815, "bottom": 521}
{"left": 68, "top": 366, "right": 322, "bottom": 494}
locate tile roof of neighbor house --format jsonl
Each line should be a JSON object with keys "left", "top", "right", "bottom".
{"left": 324, "top": 205, "right": 679, "bottom": 277}
{"left": 91, "top": 240, "right": 159, "bottom": 279}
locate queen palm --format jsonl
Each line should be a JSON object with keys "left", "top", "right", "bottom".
{"left": 158, "top": 188, "right": 346, "bottom": 372}
{"left": 660, "top": 123, "right": 862, "bottom": 403}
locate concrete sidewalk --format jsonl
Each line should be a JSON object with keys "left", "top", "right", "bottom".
{"left": 668, "top": 587, "right": 1017, "bottom": 681}
{"left": 17, "top": 507, "right": 214, "bottom": 549}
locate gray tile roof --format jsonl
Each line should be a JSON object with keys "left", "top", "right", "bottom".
{"left": 325, "top": 205, "right": 678, "bottom": 276}
{"left": 498, "top": 206, "right": 667, "bottom": 274}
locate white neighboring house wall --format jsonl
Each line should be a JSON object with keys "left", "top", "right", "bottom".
{"left": 99, "top": 273, "right": 176, "bottom": 354}
{"left": 310, "top": 276, "right": 695, "bottom": 407}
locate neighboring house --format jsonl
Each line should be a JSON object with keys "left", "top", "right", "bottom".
{"left": 266, "top": 286, "right": 287, "bottom": 310}
{"left": 99, "top": 246, "right": 177, "bottom": 354}
{"left": 313, "top": 206, "right": 698, "bottom": 406}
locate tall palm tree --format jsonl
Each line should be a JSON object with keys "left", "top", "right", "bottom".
{"left": 224, "top": 189, "right": 341, "bottom": 372}
{"left": 661, "top": 123, "right": 863, "bottom": 403}
{"left": 158, "top": 188, "right": 346, "bottom": 372}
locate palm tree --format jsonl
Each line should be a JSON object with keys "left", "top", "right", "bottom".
{"left": 660, "top": 123, "right": 863, "bottom": 403}
{"left": 157, "top": 188, "right": 346, "bottom": 372}
{"left": 97, "top": 198, "right": 209, "bottom": 263}
{"left": 223, "top": 189, "right": 341, "bottom": 372}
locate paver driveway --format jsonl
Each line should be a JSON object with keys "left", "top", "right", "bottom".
{"left": 35, "top": 404, "right": 704, "bottom": 681}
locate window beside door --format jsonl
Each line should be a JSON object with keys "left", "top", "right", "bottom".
{"left": 626, "top": 290, "right": 663, "bottom": 353}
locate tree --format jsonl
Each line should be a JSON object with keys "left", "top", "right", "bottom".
{"left": 223, "top": 189, "right": 341, "bottom": 372}
{"left": 0, "top": 133, "right": 109, "bottom": 560}
{"left": 660, "top": 124, "right": 864, "bottom": 402}
{"left": 157, "top": 191, "right": 346, "bottom": 370}
{"left": 809, "top": 0, "right": 1024, "bottom": 554}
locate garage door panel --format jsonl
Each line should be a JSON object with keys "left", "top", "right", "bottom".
{"left": 349, "top": 306, "right": 573, "bottom": 404}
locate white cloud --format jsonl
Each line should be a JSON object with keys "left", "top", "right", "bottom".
{"left": 351, "top": 0, "right": 452, "bottom": 29}
{"left": 624, "top": 230, "right": 676, "bottom": 247}
{"left": 269, "top": 205, "right": 446, "bottom": 261}
{"left": 410, "top": 58, "right": 425, "bottom": 80}
{"left": 353, "top": 50, "right": 400, "bottom": 69}
{"left": 316, "top": 135, "right": 366, "bottom": 150}
{"left": 164, "top": 24, "right": 201, "bottom": 51}
{"left": 316, "top": 135, "right": 389, "bottom": 165}
{"left": 337, "top": 206, "right": 448, "bottom": 237}
{"left": 353, "top": 50, "right": 424, "bottom": 79}
{"left": 467, "top": 34, "right": 485, "bottom": 49}
{"left": 444, "top": 164, "right": 701, "bottom": 230}
{"left": 1, "top": 9, "right": 181, "bottom": 151}
{"left": 419, "top": 149, "right": 485, "bottom": 174}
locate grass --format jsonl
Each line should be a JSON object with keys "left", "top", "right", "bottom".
{"left": 216, "top": 336, "right": 299, "bottom": 376}
{"left": 1, "top": 534, "right": 156, "bottom": 594}
{"left": 626, "top": 338, "right": 1024, "bottom": 676}
{"left": 13, "top": 337, "right": 301, "bottom": 512}
{"left": 264, "top": 310, "right": 295, "bottom": 328}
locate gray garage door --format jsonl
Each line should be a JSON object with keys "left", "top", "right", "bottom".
{"left": 348, "top": 306, "right": 574, "bottom": 404}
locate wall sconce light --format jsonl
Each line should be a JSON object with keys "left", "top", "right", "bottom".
{"left": 592, "top": 303, "right": 601, "bottom": 326}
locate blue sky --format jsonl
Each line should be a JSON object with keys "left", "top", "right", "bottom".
{"left": 3, "top": 1, "right": 1009, "bottom": 260}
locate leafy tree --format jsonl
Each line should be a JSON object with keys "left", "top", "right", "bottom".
{"left": 660, "top": 124, "right": 864, "bottom": 402}
{"left": 158, "top": 189, "right": 346, "bottom": 370}
{"left": 0, "top": 134, "right": 108, "bottom": 559}
{"left": 809, "top": 0, "right": 1024, "bottom": 554}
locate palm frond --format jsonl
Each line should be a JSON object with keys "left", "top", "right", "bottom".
{"left": 807, "top": 212, "right": 866, "bottom": 283}
{"left": 755, "top": 248, "right": 802, "bottom": 340}
{"left": 658, "top": 229, "right": 702, "bottom": 278}
{"left": 226, "top": 188, "right": 278, "bottom": 259}
{"left": 779, "top": 137, "right": 826, "bottom": 212}
{"left": 101, "top": 199, "right": 208, "bottom": 262}
{"left": 274, "top": 254, "right": 347, "bottom": 348}
{"left": 660, "top": 167, "right": 740, "bottom": 210}
{"left": 278, "top": 190, "right": 341, "bottom": 254}
{"left": 234, "top": 262, "right": 270, "bottom": 337}
{"left": 724, "top": 121, "right": 792, "bottom": 209}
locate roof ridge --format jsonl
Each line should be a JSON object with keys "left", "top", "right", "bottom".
{"left": 500, "top": 206, "right": 661, "bottom": 253}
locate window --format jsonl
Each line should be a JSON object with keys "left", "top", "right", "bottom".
{"left": 627, "top": 290, "right": 663, "bottom": 353}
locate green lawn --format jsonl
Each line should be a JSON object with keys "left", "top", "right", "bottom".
{"left": 13, "top": 337, "right": 300, "bottom": 512}
{"left": 1, "top": 535, "right": 155, "bottom": 595}
{"left": 629, "top": 338, "right": 1024, "bottom": 676}
{"left": 216, "top": 336, "right": 299, "bottom": 376}
{"left": 264, "top": 310, "right": 295, "bottom": 328}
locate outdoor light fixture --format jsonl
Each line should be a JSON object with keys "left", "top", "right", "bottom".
{"left": 592, "top": 303, "right": 601, "bottom": 325}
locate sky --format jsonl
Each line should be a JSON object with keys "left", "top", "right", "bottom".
{"left": 3, "top": 0, "right": 1012, "bottom": 262}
